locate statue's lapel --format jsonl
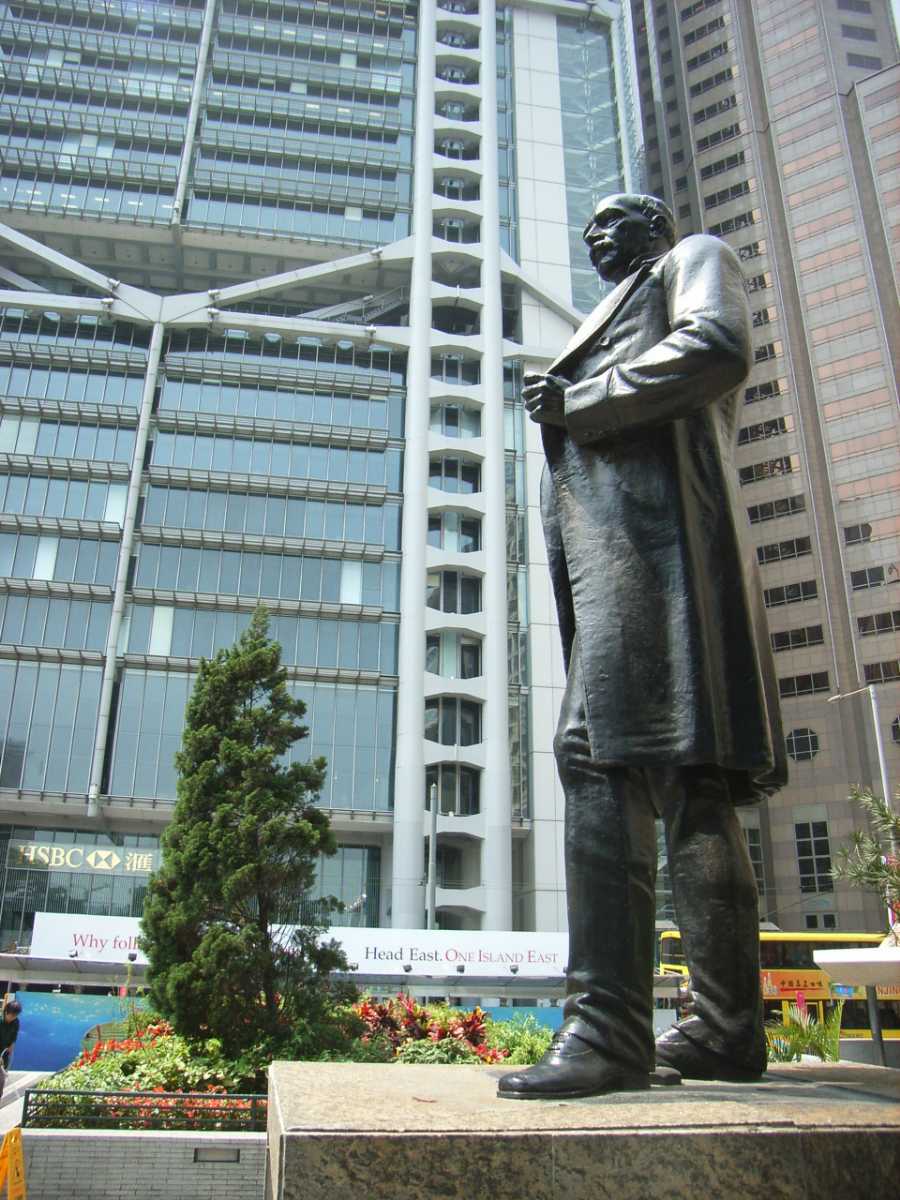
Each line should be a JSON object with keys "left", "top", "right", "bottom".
{"left": 549, "top": 258, "right": 658, "bottom": 376}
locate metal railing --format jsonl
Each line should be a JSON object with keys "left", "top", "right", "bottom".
{"left": 22, "top": 1088, "right": 267, "bottom": 1132}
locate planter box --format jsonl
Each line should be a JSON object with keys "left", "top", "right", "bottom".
{"left": 22, "top": 1129, "right": 265, "bottom": 1200}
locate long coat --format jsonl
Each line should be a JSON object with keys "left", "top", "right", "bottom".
{"left": 540, "top": 233, "right": 786, "bottom": 804}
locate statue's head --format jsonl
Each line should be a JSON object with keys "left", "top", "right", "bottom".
{"left": 583, "top": 193, "right": 676, "bottom": 284}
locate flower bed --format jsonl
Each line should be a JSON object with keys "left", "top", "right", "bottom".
{"left": 23, "top": 1086, "right": 266, "bottom": 1132}
{"left": 30, "top": 1001, "right": 552, "bottom": 1128}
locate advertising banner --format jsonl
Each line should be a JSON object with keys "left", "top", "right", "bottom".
{"left": 31, "top": 913, "right": 567, "bottom": 977}
{"left": 31, "top": 913, "right": 147, "bottom": 964}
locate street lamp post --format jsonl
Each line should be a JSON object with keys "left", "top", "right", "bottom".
{"left": 426, "top": 782, "right": 438, "bottom": 931}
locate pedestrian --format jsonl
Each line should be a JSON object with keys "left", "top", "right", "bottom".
{"left": 0, "top": 999, "right": 22, "bottom": 1100}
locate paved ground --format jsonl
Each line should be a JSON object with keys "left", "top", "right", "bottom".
{"left": 0, "top": 1071, "right": 50, "bottom": 1133}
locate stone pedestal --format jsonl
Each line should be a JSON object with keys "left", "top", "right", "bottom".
{"left": 267, "top": 1060, "right": 900, "bottom": 1200}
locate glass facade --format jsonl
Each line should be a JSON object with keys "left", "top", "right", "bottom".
{"left": 0, "top": 824, "right": 380, "bottom": 948}
{"left": 0, "top": 0, "right": 421, "bottom": 932}
{"left": 557, "top": 16, "right": 628, "bottom": 312}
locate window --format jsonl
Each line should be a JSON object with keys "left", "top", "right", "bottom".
{"left": 689, "top": 66, "right": 734, "bottom": 97}
{"left": 841, "top": 24, "right": 877, "bottom": 40}
{"left": 838, "top": 0, "right": 872, "bottom": 11}
{"left": 704, "top": 180, "right": 751, "bottom": 210}
{"left": 851, "top": 565, "right": 895, "bottom": 590}
{"left": 786, "top": 728, "right": 820, "bottom": 762}
{"left": 424, "top": 697, "right": 482, "bottom": 746}
{"left": 857, "top": 610, "right": 900, "bottom": 637}
{"left": 709, "top": 208, "right": 757, "bottom": 236}
{"left": 771, "top": 625, "right": 824, "bottom": 653}
{"left": 864, "top": 659, "right": 900, "bottom": 684}
{"left": 429, "top": 403, "right": 480, "bottom": 438}
{"left": 694, "top": 95, "right": 738, "bottom": 126}
{"left": 738, "top": 416, "right": 792, "bottom": 445}
{"left": 745, "top": 379, "right": 783, "bottom": 405}
{"left": 680, "top": 0, "right": 722, "bottom": 19}
{"left": 427, "top": 512, "right": 481, "bottom": 553}
{"left": 739, "top": 455, "right": 799, "bottom": 485}
{"left": 425, "top": 763, "right": 479, "bottom": 816}
{"left": 737, "top": 241, "right": 762, "bottom": 261}
{"left": 747, "top": 494, "right": 806, "bottom": 524}
{"left": 686, "top": 42, "right": 729, "bottom": 72}
{"left": 696, "top": 123, "right": 741, "bottom": 153}
{"left": 805, "top": 913, "right": 837, "bottom": 929}
{"left": 754, "top": 343, "right": 778, "bottom": 363}
{"left": 428, "top": 457, "right": 481, "bottom": 494}
{"left": 764, "top": 579, "right": 817, "bottom": 608}
{"left": 757, "top": 536, "right": 812, "bottom": 565}
{"left": 425, "top": 633, "right": 481, "bottom": 679}
{"left": 844, "top": 522, "right": 872, "bottom": 546}
{"left": 0, "top": 661, "right": 102, "bottom": 792}
{"left": 744, "top": 825, "right": 766, "bottom": 895}
{"left": 684, "top": 16, "right": 726, "bottom": 46}
{"left": 847, "top": 53, "right": 882, "bottom": 69}
{"left": 425, "top": 570, "right": 481, "bottom": 614}
{"left": 892, "top": 716, "right": 900, "bottom": 745}
{"left": 746, "top": 273, "right": 771, "bottom": 293}
{"left": 795, "top": 820, "right": 833, "bottom": 893}
{"left": 700, "top": 150, "right": 746, "bottom": 181}
{"left": 778, "top": 671, "right": 830, "bottom": 698}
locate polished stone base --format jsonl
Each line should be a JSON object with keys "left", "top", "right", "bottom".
{"left": 267, "top": 1060, "right": 900, "bottom": 1200}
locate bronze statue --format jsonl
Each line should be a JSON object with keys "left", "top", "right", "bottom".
{"left": 498, "top": 194, "right": 786, "bottom": 1100}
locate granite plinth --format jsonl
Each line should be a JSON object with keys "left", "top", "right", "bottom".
{"left": 267, "top": 1060, "right": 900, "bottom": 1200}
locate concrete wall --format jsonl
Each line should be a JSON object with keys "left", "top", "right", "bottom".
{"left": 22, "top": 1129, "right": 265, "bottom": 1200}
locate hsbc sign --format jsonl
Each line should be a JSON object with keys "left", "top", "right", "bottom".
{"left": 8, "top": 841, "right": 158, "bottom": 875}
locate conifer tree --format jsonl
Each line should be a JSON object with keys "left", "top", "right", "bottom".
{"left": 141, "top": 606, "right": 347, "bottom": 1055}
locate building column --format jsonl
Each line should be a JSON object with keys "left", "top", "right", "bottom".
{"left": 390, "top": 0, "right": 437, "bottom": 929}
{"left": 480, "top": 0, "right": 513, "bottom": 930}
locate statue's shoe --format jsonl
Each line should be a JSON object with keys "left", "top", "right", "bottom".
{"left": 655, "top": 1024, "right": 766, "bottom": 1082}
{"left": 497, "top": 1021, "right": 650, "bottom": 1100}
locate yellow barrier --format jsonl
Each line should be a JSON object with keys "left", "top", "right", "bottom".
{"left": 0, "top": 1128, "right": 26, "bottom": 1199}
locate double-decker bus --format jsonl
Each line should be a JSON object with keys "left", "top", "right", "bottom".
{"left": 657, "top": 928, "right": 900, "bottom": 1038}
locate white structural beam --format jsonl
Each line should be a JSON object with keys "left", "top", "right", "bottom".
{"left": 88, "top": 322, "right": 166, "bottom": 816}
{"left": 167, "top": 306, "right": 412, "bottom": 351}
{"left": 0, "top": 221, "right": 159, "bottom": 321}
{"left": 171, "top": 0, "right": 218, "bottom": 227}
{"left": 161, "top": 239, "right": 414, "bottom": 323}
{"left": 0, "top": 267, "right": 49, "bottom": 292}
{"left": 0, "top": 290, "right": 125, "bottom": 323}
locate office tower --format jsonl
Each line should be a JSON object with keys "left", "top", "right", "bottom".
{"left": 630, "top": 0, "right": 900, "bottom": 930}
{"left": 0, "top": 0, "right": 643, "bottom": 944}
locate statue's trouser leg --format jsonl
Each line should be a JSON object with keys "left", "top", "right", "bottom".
{"left": 661, "top": 769, "right": 765, "bottom": 1067}
{"left": 554, "top": 666, "right": 658, "bottom": 1073}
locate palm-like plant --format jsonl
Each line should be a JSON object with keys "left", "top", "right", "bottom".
{"left": 831, "top": 787, "right": 900, "bottom": 938}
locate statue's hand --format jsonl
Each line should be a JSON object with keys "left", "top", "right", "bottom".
{"left": 523, "top": 371, "right": 568, "bottom": 427}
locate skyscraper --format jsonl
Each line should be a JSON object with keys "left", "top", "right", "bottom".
{"left": 0, "top": 0, "right": 643, "bottom": 944}
{"left": 630, "top": 0, "right": 900, "bottom": 931}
